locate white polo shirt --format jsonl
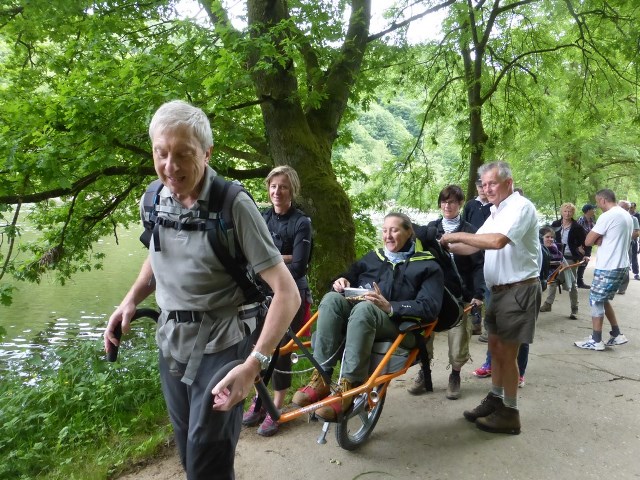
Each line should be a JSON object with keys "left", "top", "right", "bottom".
{"left": 477, "top": 192, "right": 541, "bottom": 288}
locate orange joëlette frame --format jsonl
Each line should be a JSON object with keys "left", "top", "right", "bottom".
{"left": 261, "top": 310, "right": 439, "bottom": 425}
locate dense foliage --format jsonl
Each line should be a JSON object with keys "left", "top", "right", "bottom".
{"left": 1, "top": 1, "right": 639, "bottom": 303}
{"left": 0, "top": 325, "right": 170, "bottom": 479}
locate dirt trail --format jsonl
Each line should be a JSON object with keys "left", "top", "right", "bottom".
{"left": 118, "top": 267, "right": 640, "bottom": 480}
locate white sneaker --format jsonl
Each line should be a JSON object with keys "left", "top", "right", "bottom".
{"left": 574, "top": 336, "right": 605, "bottom": 351}
{"left": 606, "top": 334, "right": 629, "bottom": 346}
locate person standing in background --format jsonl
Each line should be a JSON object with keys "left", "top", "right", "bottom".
{"left": 629, "top": 202, "right": 640, "bottom": 280}
{"left": 243, "top": 165, "right": 313, "bottom": 437}
{"left": 462, "top": 178, "right": 492, "bottom": 337}
{"left": 576, "top": 204, "right": 596, "bottom": 288}
{"left": 614, "top": 200, "right": 639, "bottom": 295}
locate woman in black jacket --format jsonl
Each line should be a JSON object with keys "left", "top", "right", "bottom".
{"left": 407, "top": 185, "right": 486, "bottom": 400}
{"left": 292, "top": 212, "right": 444, "bottom": 421}
{"left": 540, "top": 203, "right": 585, "bottom": 317}
{"left": 551, "top": 203, "right": 587, "bottom": 263}
{"left": 243, "top": 165, "right": 312, "bottom": 437}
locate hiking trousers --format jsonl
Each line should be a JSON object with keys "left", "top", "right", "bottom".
{"left": 314, "top": 292, "right": 411, "bottom": 383}
{"left": 159, "top": 336, "right": 252, "bottom": 480}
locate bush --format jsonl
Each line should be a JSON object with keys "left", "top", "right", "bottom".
{"left": 0, "top": 326, "right": 170, "bottom": 479}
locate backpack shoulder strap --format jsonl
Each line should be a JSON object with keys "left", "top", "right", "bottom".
{"left": 207, "top": 175, "right": 265, "bottom": 303}
{"left": 140, "top": 179, "right": 165, "bottom": 250}
{"left": 284, "top": 208, "right": 305, "bottom": 245}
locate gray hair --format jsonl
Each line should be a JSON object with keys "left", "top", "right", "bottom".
{"left": 478, "top": 161, "right": 513, "bottom": 181}
{"left": 149, "top": 100, "right": 214, "bottom": 152}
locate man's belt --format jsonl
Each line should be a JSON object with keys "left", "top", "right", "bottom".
{"left": 491, "top": 277, "right": 539, "bottom": 293}
{"left": 167, "top": 302, "right": 261, "bottom": 323}
{"left": 167, "top": 311, "right": 204, "bottom": 323}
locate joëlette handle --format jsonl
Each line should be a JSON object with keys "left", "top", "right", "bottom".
{"left": 106, "top": 308, "right": 160, "bottom": 362}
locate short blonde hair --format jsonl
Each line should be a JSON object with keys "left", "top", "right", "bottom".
{"left": 265, "top": 165, "right": 301, "bottom": 201}
{"left": 560, "top": 202, "right": 576, "bottom": 216}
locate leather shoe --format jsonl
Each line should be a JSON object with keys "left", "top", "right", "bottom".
{"left": 475, "top": 404, "right": 521, "bottom": 435}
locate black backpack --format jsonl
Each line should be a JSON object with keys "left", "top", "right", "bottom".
{"left": 140, "top": 175, "right": 265, "bottom": 304}
{"left": 413, "top": 225, "right": 465, "bottom": 332}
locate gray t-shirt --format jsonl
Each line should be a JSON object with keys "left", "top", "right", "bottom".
{"left": 141, "top": 167, "right": 282, "bottom": 361}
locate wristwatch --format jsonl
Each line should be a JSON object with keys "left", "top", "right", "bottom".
{"left": 250, "top": 350, "right": 271, "bottom": 371}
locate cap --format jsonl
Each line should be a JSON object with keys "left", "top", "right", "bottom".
{"left": 582, "top": 204, "right": 596, "bottom": 213}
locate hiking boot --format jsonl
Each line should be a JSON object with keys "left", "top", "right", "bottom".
{"left": 574, "top": 335, "right": 605, "bottom": 351}
{"left": 475, "top": 404, "right": 521, "bottom": 435}
{"left": 292, "top": 369, "right": 331, "bottom": 407}
{"left": 446, "top": 373, "right": 461, "bottom": 400}
{"left": 606, "top": 333, "right": 629, "bottom": 346}
{"left": 569, "top": 312, "right": 578, "bottom": 320}
{"left": 472, "top": 362, "right": 491, "bottom": 378}
{"left": 242, "top": 396, "right": 266, "bottom": 426}
{"left": 539, "top": 302, "right": 552, "bottom": 312}
{"left": 463, "top": 392, "right": 503, "bottom": 422}
{"left": 407, "top": 369, "right": 430, "bottom": 395}
{"left": 315, "top": 378, "right": 355, "bottom": 422}
{"left": 256, "top": 413, "right": 279, "bottom": 437}
{"left": 478, "top": 333, "right": 488, "bottom": 343}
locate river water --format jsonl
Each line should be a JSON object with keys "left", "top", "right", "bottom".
{"left": 0, "top": 207, "right": 441, "bottom": 368}
{"left": 0, "top": 226, "right": 149, "bottom": 366}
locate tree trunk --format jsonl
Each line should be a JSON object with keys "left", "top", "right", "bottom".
{"left": 244, "top": 0, "right": 370, "bottom": 295}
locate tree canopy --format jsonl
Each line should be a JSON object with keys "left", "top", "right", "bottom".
{"left": 1, "top": 0, "right": 639, "bottom": 304}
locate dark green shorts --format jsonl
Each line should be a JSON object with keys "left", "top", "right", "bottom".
{"left": 485, "top": 281, "right": 541, "bottom": 344}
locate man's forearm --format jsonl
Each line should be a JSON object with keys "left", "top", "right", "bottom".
{"left": 442, "top": 232, "right": 509, "bottom": 253}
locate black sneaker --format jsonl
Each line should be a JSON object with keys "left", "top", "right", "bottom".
{"left": 463, "top": 392, "right": 503, "bottom": 422}
{"left": 577, "top": 283, "right": 590, "bottom": 289}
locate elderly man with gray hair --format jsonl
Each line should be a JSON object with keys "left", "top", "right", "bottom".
{"left": 440, "top": 161, "right": 541, "bottom": 435}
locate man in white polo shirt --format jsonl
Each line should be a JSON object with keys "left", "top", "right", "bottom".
{"left": 440, "top": 161, "right": 541, "bottom": 435}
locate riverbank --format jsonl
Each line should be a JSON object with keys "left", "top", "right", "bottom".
{"left": 117, "top": 267, "right": 640, "bottom": 480}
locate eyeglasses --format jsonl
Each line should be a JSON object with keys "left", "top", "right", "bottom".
{"left": 440, "top": 200, "right": 459, "bottom": 206}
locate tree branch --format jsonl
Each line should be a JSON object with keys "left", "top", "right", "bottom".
{"left": 367, "top": 0, "right": 457, "bottom": 42}
{"left": 480, "top": 43, "right": 577, "bottom": 104}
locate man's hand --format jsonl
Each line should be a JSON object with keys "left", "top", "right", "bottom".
{"left": 103, "top": 301, "right": 136, "bottom": 353}
{"left": 211, "top": 360, "right": 261, "bottom": 411}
